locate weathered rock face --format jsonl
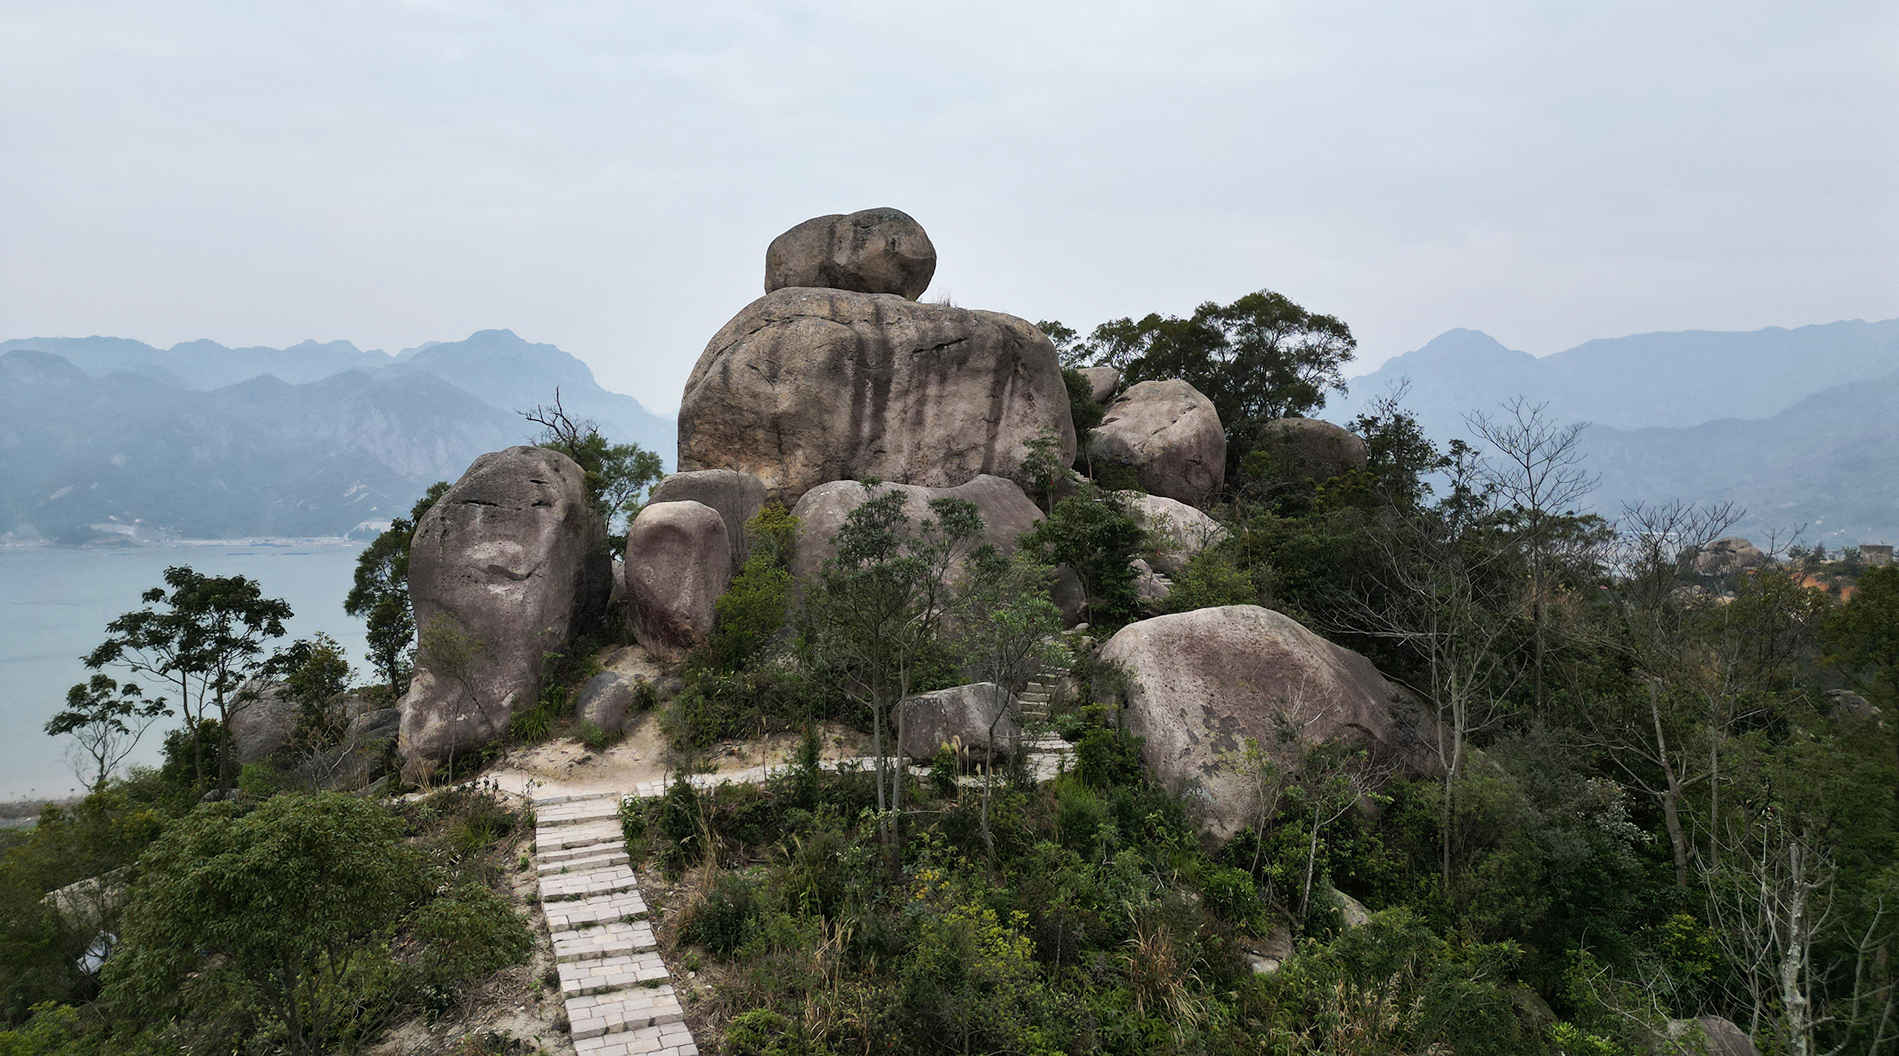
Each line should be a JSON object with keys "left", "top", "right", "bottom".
{"left": 1118, "top": 492, "right": 1230, "bottom": 575}
{"left": 1078, "top": 366, "right": 1120, "bottom": 405}
{"left": 789, "top": 475, "right": 1043, "bottom": 583}
{"left": 1089, "top": 380, "right": 1225, "bottom": 507}
{"left": 400, "top": 446, "right": 609, "bottom": 769}
{"left": 765, "top": 208, "right": 938, "bottom": 300}
{"left": 575, "top": 672, "right": 642, "bottom": 736}
{"left": 626, "top": 500, "right": 733, "bottom": 660}
{"left": 1131, "top": 558, "right": 1173, "bottom": 615}
{"left": 1695, "top": 537, "right": 1767, "bottom": 575}
{"left": 1667, "top": 1015, "right": 1760, "bottom": 1056}
{"left": 1255, "top": 418, "right": 1368, "bottom": 482}
{"left": 648, "top": 469, "right": 767, "bottom": 563}
{"left": 1099, "top": 605, "right": 1436, "bottom": 837}
{"left": 897, "top": 682, "right": 1019, "bottom": 761}
{"left": 678, "top": 288, "right": 1075, "bottom": 507}
{"left": 231, "top": 682, "right": 298, "bottom": 764}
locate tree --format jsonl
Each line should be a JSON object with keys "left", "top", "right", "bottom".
{"left": 1017, "top": 485, "right": 1142, "bottom": 628}
{"left": 267, "top": 632, "right": 357, "bottom": 751}
{"left": 1057, "top": 290, "right": 1356, "bottom": 474}
{"left": 1467, "top": 397, "right": 1600, "bottom": 714}
{"left": 523, "top": 388, "right": 664, "bottom": 543}
{"left": 805, "top": 485, "right": 984, "bottom": 834}
{"left": 86, "top": 566, "right": 292, "bottom": 795}
{"left": 1828, "top": 565, "right": 1899, "bottom": 707}
{"left": 345, "top": 481, "right": 449, "bottom": 691}
{"left": 44, "top": 675, "right": 170, "bottom": 792}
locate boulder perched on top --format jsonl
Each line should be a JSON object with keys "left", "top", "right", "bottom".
{"left": 897, "top": 682, "right": 1020, "bottom": 761}
{"left": 1695, "top": 537, "right": 1767, "bottom": 575}
{"left": 1078, "top": 366, "right": 1120, "bottom": 405}
{"left": 1255, "top": 418, "right": 1368, "bottom": 482}
{"left": 626, "top": 500, "right": 733, "bottom": 660}
{"left": 789, "top": 474, "right": 1044, "bottom": 584}
{"left": 648, "top": 469, "right": 767, "bottom": 563}
{"left": 1118, "top": 492, "right": 1229, "bottom": 575}
{"left": 401, "top": 446, "right": 609, "bottom": 769}
{"left": 1099, "top": 605, "right": 1436, "bottom": 837}
{"left": 680, "top": 288, "right": 1075, "bottom": 506}
{"left": 1089, "top": 380, "right": 1225, "bottom": 507}
{"left": 765, "top": 208, "right": 937, "bottom": 300}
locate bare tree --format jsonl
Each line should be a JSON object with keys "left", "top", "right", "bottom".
{"left": 45, "top": 675, "right": 171, "bottom": 792}
{"left": 1467, "top": 397, "right": 1600, "bottom": 713}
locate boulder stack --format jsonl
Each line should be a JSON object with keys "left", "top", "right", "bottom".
{"left": 1089, "top": 380, "right": 1225, "bottom": 507}
{"left": 401, "top": 446, "right": 609, "bottom": 769}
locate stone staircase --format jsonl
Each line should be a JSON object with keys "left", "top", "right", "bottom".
{"left": 1016, "top": 651, "right": 1076, "bottom": 780}
{"left": 532, "top": 790, "right": 697, "bottom": 1056}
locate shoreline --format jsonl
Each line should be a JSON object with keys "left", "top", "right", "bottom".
{"left": 0, "top": 536, "right": 368, "bottom": 552}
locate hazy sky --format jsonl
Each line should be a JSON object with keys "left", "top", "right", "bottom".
{"left": 3, "top": 2, "right": 1894, "bottom": 412}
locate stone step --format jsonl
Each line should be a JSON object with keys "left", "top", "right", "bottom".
{"left": 553, "top": 920, "right": 659, "bottom": 963}
{"left": 541, "top": 865, "right": 641, "bottom": 902}
{"left": 541, "top": 836, "right": 628, "bottom": 864}
{"left": 539, "top": 798, "right": 624, "bottom": 826}
{"left": 544, "top": 889, "right": 648, "bottom": 931}
{"left": 539, "top": 848, "right": 630, "bottom": 875}
{"left": 533, "top": 789, "right": 623, "bottom": 808}
{"left": 559, "top": 951, "right": 671, "bottom": 997}
{"left": 567, "top": 984, "right": 685, "bottom": 1039}
{"left": 540, "top": 819, "right": 625, "bottom": 852}
{"left": 573, "top": 1020, "right": 698, "bottom": 1056}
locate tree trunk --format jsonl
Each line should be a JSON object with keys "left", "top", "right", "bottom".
{"left": 1650, "top": 683, "right": 1691, "bottom": 888}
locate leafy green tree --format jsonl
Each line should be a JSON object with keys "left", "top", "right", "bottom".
{"left": 1828, "top": 565, "right": 1899, "bottom": 706}
{"left": 1017, "top": 486, "right": 1142, "bottom": 628}
{"left": 702, "top": 506, "right": 799, "bottom": 673}
{"left": 105, "top": 794, "right": 429, "bottom": 1056}
{"left": 523, "top": 388, "right": 664, "bottom": 546}
{"left": 266, "top": 633, "right": 356, "bottom": 750}
{"left": 44, "top": 675, "right": 171, "bottom": 792}
{"left": 1055, "top": 290, "right": 1356, "bottom": 474}
{"left": 86, "top": 567, "right": 292, "bottom": 795}
{"left": 345, "top": 482, "right": 449, "bottom": 692}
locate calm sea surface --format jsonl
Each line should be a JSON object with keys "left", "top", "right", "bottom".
{"left": 0, "top": 544, "right": 370, "bottom": 801}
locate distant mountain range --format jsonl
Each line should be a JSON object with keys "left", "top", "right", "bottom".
{"left": 0, "top": 330, "right": 675, "bottom": 543}
{"left": 1329, "top": 320, "right": 1899, "bottom": 545}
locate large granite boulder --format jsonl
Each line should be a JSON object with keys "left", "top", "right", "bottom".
{"left": 678, "top": 288, "right": 1075, "bottom": 507}
{"left": 231, "top": 682, "right": 298, "bottom": 764}
{"left": 789, "top": 474, "right": 1043, "bottom": 583}
{"left": 897, "top": 682, "right": 1020, "bottom": 761}
{"left": 648, "top": 469, "right": 767, "bottom": 563}
{"left": 1695, "top": 537, "right": 1767, "bottom": 575}
{"left": 626, "top": 500, "right": 733, "bottom": 660}
{"left": 574, "top": 671, "right": 642, "bottom": 736}
{"left": 1078, "top": 366, "right": 1120, "bottom": 405}
{"left": 1099, "top": 605, "right": 1436, "bottom": 837}
{"left": 1255, "top": 418, "right": 1368, "bottom": 482}
{"left": 1118, "top": 492, "right": 1229, "bottom": 575}
{"left": 765, "top": 207, "right": 937, "bottom": 300}
{"left": 1668, "top": 1016, "right": 1759, "bottom": 1056}
{"left": 1089, "top": 380, "right": 1225, "bottom": 507}
{"left": 400, "top": 446, "right": 609, "bottom": 769}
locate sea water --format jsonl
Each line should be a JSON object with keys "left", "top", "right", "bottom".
{"left": 0, "top": 543, "right": 371, "bottom": 801}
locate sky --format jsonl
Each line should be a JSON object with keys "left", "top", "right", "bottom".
{"left": 2, "top": 1, "right": 1895, "bottom": 413}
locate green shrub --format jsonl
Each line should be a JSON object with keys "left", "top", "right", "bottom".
{"left": 1162, "top": 549, "right": 1258, "bottom": 613}
{"left": 684, "top": 873, "right": 759, "bottom": 955}
{"left": 1075, "top": 727, "right": 1142, "bottom": 789}
{"left": 1063, "top": 368, "right": 1106, "bottom": 436}
{"left": 407, "top": 883, "right": 531, "bottom": 1007}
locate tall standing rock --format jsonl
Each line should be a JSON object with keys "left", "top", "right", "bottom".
{"left": 400, "top": 446, "right": 608, "bottom": 770}
{"left": 1089, "top": 379, "right": 1226, "bottom": 507}
{"left": 648, "top": 469, "right": 767, "bottom": 563}
{"left": 765, "top": 207, "right": 937, "bottom": 300}
{"left": 678, "top": 288, "right": 1075, "bottom": 507}
{"left": 1099, "top": 605, "right": 1437, "bottom": 837}
{"left": 626, "top": 500, "right": 733, "bottom": 660}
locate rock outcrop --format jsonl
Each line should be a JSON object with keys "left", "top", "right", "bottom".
{"left": 1667, "top": 1016, "right": 1760, "bottom": 1056}
{"left": 897, "top": 682, "right": 1019, "bottom": 761}
{"left": 1255, "top": 417, "right": 1368, "bottom": 482}
{"left": 648, "top": 469, "right": 767, "bottom": 563}
{"left": 678, "top": 288, "right": 1075, "bottom": 507}
{"left": 627, "top": 500, "right": 733, "bottom": 660}
{"left": 1131, "top": 558, "right": 1173, "bottom": 615}
{"left": 1089, "top": 380, "right": 1225, "bottom": 507}
{"left": 1098, "top": 605, "right": 1436, "bottom": 837}
{"left": 1695, "top": 537, "right": 1767, "bottom": 575}
{"left": 400, "top": 446, "right": 609, "bottom": 769}
{"left": 1078, "top": 366, "right": 1120, "bottom": 405}
{"left": 1119, "top": 492, "right": 1229, "bottom": 575}
{"left": 765, "top": 207, "right": 937, "bottom": 300}
{"left": 789, "top": 474, "right": 1044, "bottom": 583}
{"left": 231, "top": 682, "right": 298, "bottom": 764}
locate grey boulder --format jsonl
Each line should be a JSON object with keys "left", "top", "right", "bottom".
{"left": 1255, "top": 418, "right": 1368, "bottom": 482}
{"left": 678, "top": 288, "right": 1075, "bottom": 507}
{"left": 1078, "top": 366, "right": 1120, "bottom": 404}
{"left": 789, "top": 475, "right": 1043, "bottom": 584}
{"left": 1131, "top": 558, "right": 1173, "bottom": 615}
{"left": 1118, "top": 492, "right": 1229, "bottom": 575}
{"left": 400, "top": 446, "right": 609, "bottom": 770}
{"left": 1695, "top": 537, "right": 1767, "bottom": 575}
{"left": 648, "top": 469, "right": 767, "bottom": 563}
{"left": 1089, "top": 380, "right": 1226, "bottom": 507}
{"left": 1099, "top": 605, "right": 1436, "bottom": 837}
{"left": 765, "top": 207, "right": 937, "bottom": 300}
{"left": 626, "top": 500, "right": 733, "bottom": 660}
{"left": 231, "top": 682, "right": 298, "bottom": 764}
{"left": 1668, "top": 1016, "right": 1759, "bottom": 1056}
{"left": 575, "top": 672, "right": 642, "bottom": 736}
{"left": 897, "top": 682, "right": 1019, "bottom": 762}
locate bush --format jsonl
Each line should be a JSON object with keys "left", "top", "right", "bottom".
{"left": 1063, "top": 368, "right": 1105, "bottom": 436}
{"left": 684, "top": 873, "right": 759, "bottom": 956}
{"left": 1162, "top": 549, "right": 1258, "bottom": 613}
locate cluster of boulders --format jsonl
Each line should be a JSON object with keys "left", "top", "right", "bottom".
{"left": 390, "top": 206, "right": 1394, "bottom": 827}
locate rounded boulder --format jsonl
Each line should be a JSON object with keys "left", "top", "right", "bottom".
{"left": 648, "top": 469, "right": 767, "bottom": 563}
{"left": 626, "top": 500, "right": 733, "bottom": 660}
{"left": 1089, "top": 379, "right": 1226, "bottom": 507}
{"left": 789, "top": 474, "right": 1043, "bottom": 584}
{"left": 765, "top": 207, "right": 937, "bottom": 300}
{"left": 1255, "top": 418, "right": 1368, "bottom": 482}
